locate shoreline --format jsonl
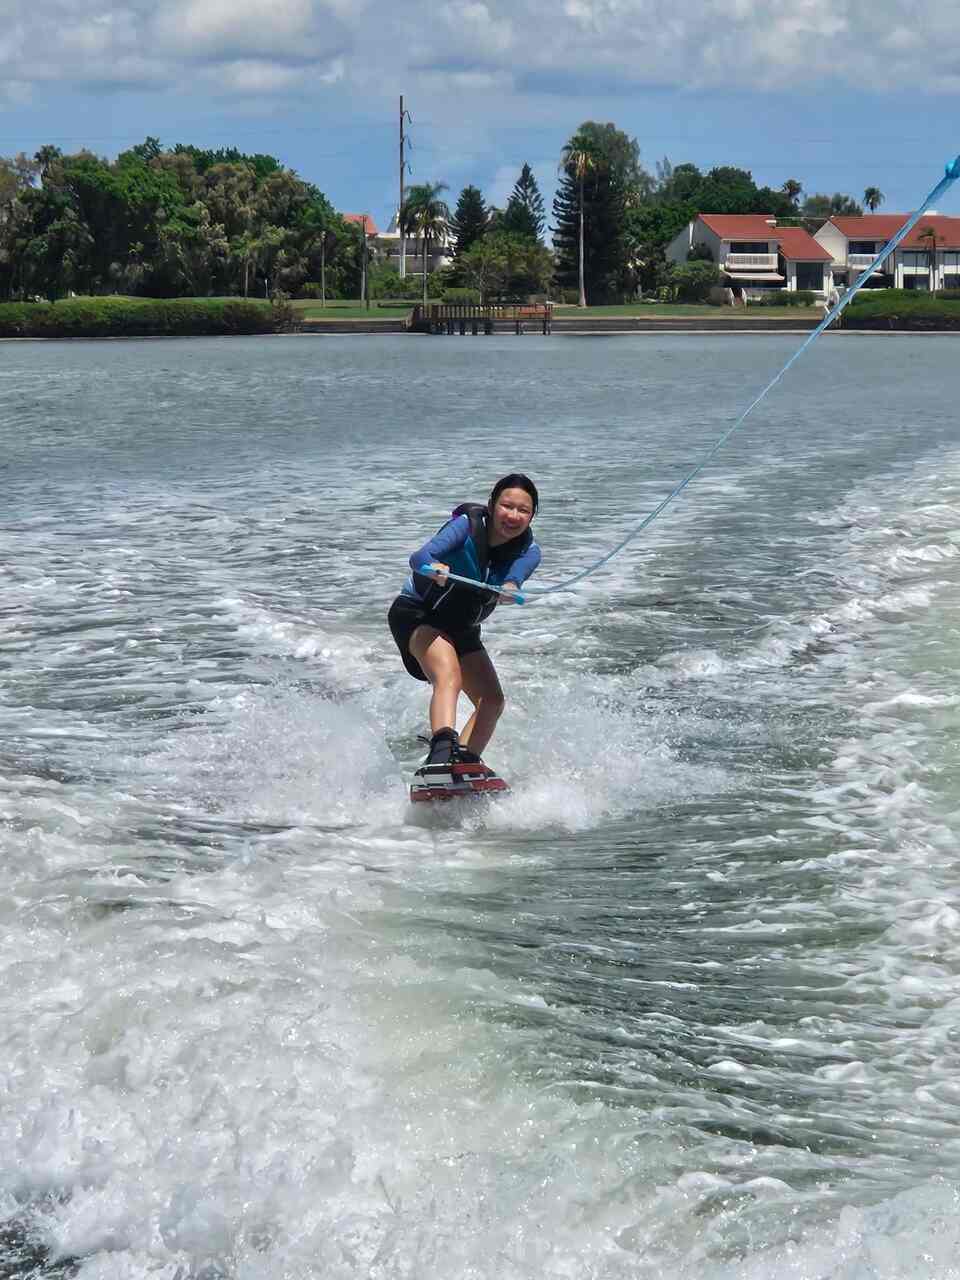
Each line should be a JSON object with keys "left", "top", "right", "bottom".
{"left": 5, "top": 318, "right": 960, "bottom": 342}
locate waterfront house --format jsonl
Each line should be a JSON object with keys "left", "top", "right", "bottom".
{"left": 666, "top": 214, "right": 833, "bottom": 298}
{"left": 368, "top": 210, "right": 453, "bottom": 279}
{"left": 814, "top": 214, "right": 960, "bottom": 291}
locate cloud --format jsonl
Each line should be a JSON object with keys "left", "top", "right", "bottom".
{"left": 2, "top": 0, "right": 348, "bottom": 96}
{"left": 3, "top": 0, "right": 960, "bottom": 105}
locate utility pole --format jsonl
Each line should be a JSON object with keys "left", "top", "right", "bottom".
{"left": 399, "top": 95, "right": 411, "bottom": 279}
{"left": 361, "top": 214, "right": 369, "bottom": 308}
{"left": 320, "top": 229, "right": 326, "bottom": 308}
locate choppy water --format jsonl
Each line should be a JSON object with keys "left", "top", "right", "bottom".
{"left": 3, "top": 331, "right": 960, "bottom": 1279}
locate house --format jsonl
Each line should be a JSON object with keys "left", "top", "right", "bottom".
{"left": 358, "top": 209, "right": 455, "bottom": 277}
{"left": 814, "top": 214, "right": 960, "bottom": 291}
{"left": 666, "top": 214, "right": 833, "bottom": 298}
{"left": 343, "top": 213, "right": 380, "bottom": 237}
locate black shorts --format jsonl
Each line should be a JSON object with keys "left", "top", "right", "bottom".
{"left": 388, "top": 595, "right": 485, "bottom": 682}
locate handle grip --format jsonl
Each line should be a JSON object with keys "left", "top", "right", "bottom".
{"left": 417, "top": 564, "right": 525, "bottom": 604}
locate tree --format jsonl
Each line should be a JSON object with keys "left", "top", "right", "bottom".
{"left": 623, "top": 201, "right": 696, "bottom": 293}
{"left": 659, "top": 259, "right": 721, "bottom": 302}
{"left": 554, "top": 123, "right": 650, "bottom": 305}
{"left": 399, "top": 181, "right": 451, "bottom": 305}
{"left": 864, "top": 186, "right": 885, "bottom": 212}
{"left": 803, "top": 192, "right": 863, "bottom": 220}
{"left": 158, "top": 202, "right": 228, "bottom": 296}
{"left": 781, "top": 178, "right": 803, "bottom": 208}
{"left": 657, "top": 161, "right": 703, "bottom": 204}
{"left": 918, "top": 224, "right": 939, "bottom": 291}
{"left": 458, "top": 231, "right": 553, "bottom": 302}
{"left": 450, "top": 185, "right": 488, "bottom": 259}
{"left": 558, "top": 141, "right": 594, "bottom": 305}
{"left": 503, "top": 163, "right": 546, "bottom": 241}
{"left": 0, "top": 137, "right": 341, "bottom": 303}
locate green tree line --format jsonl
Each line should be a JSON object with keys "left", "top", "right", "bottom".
{"left": 550, "top": 123, "right": 871, "bottom": 304}
{"left": 0, "top": 138, "right": 365, "bottom": 302}
{"left": 0, "top": 129, "right": 877, "bottom": 307}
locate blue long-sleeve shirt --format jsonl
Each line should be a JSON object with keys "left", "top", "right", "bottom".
{"left": 400, "top": 513, "right": 541, "bottom": 630}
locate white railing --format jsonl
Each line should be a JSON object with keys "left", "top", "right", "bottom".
{"left": 848, "top": 252, "right": 885, "bottom": 269}
{"left": 723, "top": 253, "right": 778, "bottom": 269}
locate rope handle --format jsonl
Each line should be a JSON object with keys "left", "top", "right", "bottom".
{"left": 418, "top": 564, "right": 526, "bottom": 605}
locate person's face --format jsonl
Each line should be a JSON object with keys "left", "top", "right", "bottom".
{"left": 491, "top": 487, "right": 535, "bottom": 542}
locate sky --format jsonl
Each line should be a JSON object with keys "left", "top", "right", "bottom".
{"left": 3, "top": 0, "right": 960, "bottom": 230}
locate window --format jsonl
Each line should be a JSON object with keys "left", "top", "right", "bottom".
{"left": 795, "top": 262, "right": 824, "bottom": 291}
{"left": 849, "top": 240, "right": 880, "bottom": 255}
{"left": 901, "top": 252, "right": 926, "bottom": 270}
{"left": 729, "top": 241, "right": 770, "bottom": 254}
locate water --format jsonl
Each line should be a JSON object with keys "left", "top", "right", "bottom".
{"left": 3, "top": 332, "right": 960, "bottom": 1278}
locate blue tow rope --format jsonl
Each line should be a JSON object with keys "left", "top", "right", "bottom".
{"left": 428, "top": 154, "right": 960, "bottom": 605}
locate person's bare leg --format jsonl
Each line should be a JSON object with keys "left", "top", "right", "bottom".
{"left": 457, "top": 649, "right": 505, "bottom": 757}
{"left": 409, "top": 627, "right": 463, "bottom": 733}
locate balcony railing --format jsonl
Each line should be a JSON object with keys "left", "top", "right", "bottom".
{"left": 723, "top": 253, "right": 778, "bottom": 269}
{"left": 848, "top": 252, "right": 885, "bottom": 269}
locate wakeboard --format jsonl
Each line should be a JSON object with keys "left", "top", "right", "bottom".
{"left": 410, "top": 759, "right": 510, "bottom": 804}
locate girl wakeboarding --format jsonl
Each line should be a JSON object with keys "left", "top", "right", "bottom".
{"left": 388, "top": 473, "right": 541, "bottom": 795}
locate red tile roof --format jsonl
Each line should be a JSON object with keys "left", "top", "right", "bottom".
{"left": 697, "top": 214, "right": 831, "bottom": 260}
{"left": 773, "top": 227, "right": 832, "bottom": 261}
{"left": 343, "top": 212, "right": 379, "bottom": 235}
{"left": 700, "top": 214, "right": 780, "bottom": 239}
{"left": 829, "top": 214, "right": 960, "bottom": 249}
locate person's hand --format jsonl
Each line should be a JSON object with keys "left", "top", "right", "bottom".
{"left": 499, "top": 581, "right": 520, "bottom": 603}
{"left": 425, "top": 561, "right": 449, "bottom": 585}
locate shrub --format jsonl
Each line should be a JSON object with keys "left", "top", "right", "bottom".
{"left": 669, "top": 260, "right": 720, "bottom": 302}
{"left": 270, "top": 290, "right": 299, "bottom": 332}
{"left": 442, "top": 287, "right": 481, "bottom": 304}
{"left": 840, "top": 287, "right": 960, "bottom": 328}
{"left": 754, "top": 290, "right": 815, "bottom": 307}
{"left": 0, "top": 296, "right": 275, "bottom": 338}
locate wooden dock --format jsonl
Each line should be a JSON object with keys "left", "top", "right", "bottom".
{"left": 409, "top": 302, "right": 553, "bottom": 336}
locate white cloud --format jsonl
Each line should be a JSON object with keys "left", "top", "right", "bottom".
{"left": 3, "top": 0, "right": 960, "bottom": 103}
{"left": 154, "top": 0, "right": 323, "bottom": 59}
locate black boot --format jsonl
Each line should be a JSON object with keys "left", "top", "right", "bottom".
{"left": 423, "top": 727, "right": 459, "bottom": 769}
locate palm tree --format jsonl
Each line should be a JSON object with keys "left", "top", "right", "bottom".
{"left": 864, "top": 186, "right": 885, "bottom": 212}
{"left": 918, "top": 224, "right": 939, "bottom": 292}
{"left": 559, "top": 143, "right": 596, "bottom": 307}
{"left": 400, "top": 182, "right": 451, "bottom": 305}
{"left": 781, "top": 178, "right": 803, "bottom": 208}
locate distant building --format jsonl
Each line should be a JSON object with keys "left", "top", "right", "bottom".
{"left": 666, "top": 214, "right": 833, "bottom": 298}
{"left": 342, "top": 213, "right": 380, "bottom": 237}
{"left": 373, "top": 209, "right": 453, "bottom": 278}
{"left": 814, "top": 214, "right": 960, "bottom": 291}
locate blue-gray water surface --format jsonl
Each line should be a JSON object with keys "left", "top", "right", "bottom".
{"left": 3, "top": 332, "right": 960, "bottom": 1278}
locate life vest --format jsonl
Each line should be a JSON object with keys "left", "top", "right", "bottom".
{"left": 417, "top": 502, "right": 533, "bottom": 628}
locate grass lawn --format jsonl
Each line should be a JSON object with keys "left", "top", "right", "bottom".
{"left": 551, "top": 302, "right": 822, "bottom": 319}
{"left": 295, "top": 299, "right": 411, "bottom": 321}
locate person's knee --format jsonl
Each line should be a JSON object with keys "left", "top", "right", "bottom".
{"left": 433, "top": 668, "right": 461, "bottom": 693}
{"left": 428, "top": 655, "right": 462, "bottom": 692}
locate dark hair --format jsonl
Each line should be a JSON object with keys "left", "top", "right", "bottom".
{"left": 489, "top": 473, "right": 539, "bottom": 516}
